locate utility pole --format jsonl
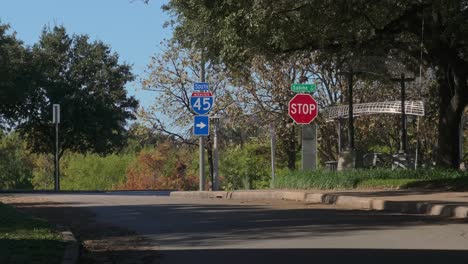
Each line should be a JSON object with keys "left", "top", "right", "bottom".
{"left": 52, "top": 104, "right": 60, "bottom": 191}
{"left": 391, "top": 73, "right": 415, "bottom": 154}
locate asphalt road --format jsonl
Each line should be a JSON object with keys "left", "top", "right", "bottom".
{"left": 7, "top": 192, "right": 468, "bottom": 264}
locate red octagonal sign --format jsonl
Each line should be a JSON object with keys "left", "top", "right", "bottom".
{"left": 288, "top": 94, "right": 318, "bottom": 124}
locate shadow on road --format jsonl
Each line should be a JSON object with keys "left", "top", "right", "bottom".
{"left": 11, "top": 201, "right": 466, "bottom": 247}
{"left": 3, "top": 195, "right": 468, "bottom": 264}
{"left": 155, "top": 248, "right": 468, "bottom": 264}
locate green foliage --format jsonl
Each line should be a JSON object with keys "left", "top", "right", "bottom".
{"left": 31, "top": 154, "right": 54, "bottom": 190}
{"left": 165, "top": 0, "right": 468, "bottom": 168}
{"left": 0, "top": 133, "right": 33, "bottom": 189}
{"left": 18, "top": 26, "right": 138, "bottom": 157}
{"left": 60, "top": 153, "right": 134, "bottom": 190}
{"left": 0, "top": 23, "right": 34, "bottom": 127}
{"left": 220, "top": 141, "right": 271, "bottom": 190}
{"left": 0, "top": 202, "right": 64, "bottom": 264}
{"left": 275, "top": 168, "right": 467, "bottom": 190}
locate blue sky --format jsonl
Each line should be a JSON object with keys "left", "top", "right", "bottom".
{"left": 0, "top": 0, "right": 172, "bottom": 109}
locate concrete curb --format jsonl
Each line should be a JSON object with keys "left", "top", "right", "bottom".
{"left": 61, "top": 230, "right": 79, "bottom": 264}
{"left": 170, "top": 191, "right": 468, "bottom": 219}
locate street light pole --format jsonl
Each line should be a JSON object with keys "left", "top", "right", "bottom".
{"left": 391, "top": 73, "right": 415, "bottom": 154}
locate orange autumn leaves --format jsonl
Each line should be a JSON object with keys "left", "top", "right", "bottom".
{"left": 119, "top": 142, "right": 198, "bottom": 191}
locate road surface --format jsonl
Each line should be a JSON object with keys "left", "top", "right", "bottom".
{"left": 4, "top": 192, "right": 468, "bottom": 264}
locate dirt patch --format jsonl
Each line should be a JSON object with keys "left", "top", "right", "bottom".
{"left": 0, "top": 196, "right": 159, "bottom": 264}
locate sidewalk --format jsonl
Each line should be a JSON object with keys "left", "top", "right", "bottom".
{"left": 170, "top": 189, "right": 468, "bottom": 219}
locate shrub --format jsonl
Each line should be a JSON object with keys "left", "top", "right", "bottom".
{"left": 60, "top": 152, "right": 134, "bottom": 190}
{"left": 274, "top": 168, "right": 467, "bottom": 190}
{"left": 220, "top": 141, "right": 271, "bottom": 190}
{"left": 0, "top": 133, "right": 34, "bottom": 189}
{"left": 121, "top": 142, "right": 197, "bottom": 190}
{"left": 31, "top": 154, "right": 54, "bottom": 190}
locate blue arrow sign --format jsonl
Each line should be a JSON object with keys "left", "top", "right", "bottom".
{"left": 191, "top": 92, "right": 213, "bottom": 115}
{"left": 194, "top": 82, "right": 209, "bottom": 91}
{"left": 193, "top": 115, "right": 209, "bottom": 136}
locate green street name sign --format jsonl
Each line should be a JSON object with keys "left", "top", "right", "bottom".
{"left": 291, "top": 83, "right": 316, "bottom": 93}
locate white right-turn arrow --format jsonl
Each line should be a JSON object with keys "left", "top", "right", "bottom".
{"left": 196, "top": 122, "right": 207, "bottom": 129}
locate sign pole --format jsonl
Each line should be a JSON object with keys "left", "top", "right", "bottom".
{"left": 288, "top": 82, "right": 319, "bottom": 171}
{"left": 199, "top": 137, "right": 205, "bottom": 191}
{"left": 199, "top": 57, "right": 206, "bottom": 191}
{"left": 269, "top": 123, "right": 276, "bottom": 187}
{"left": 55, "top": 122, "right": 60, "bottom": 191}
{"left": 302, "top": 123, "right": 317, "bottom": 170}
{"left": 52, "top": 104, "right": 60, "bottom": 192}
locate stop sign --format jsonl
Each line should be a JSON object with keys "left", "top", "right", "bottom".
{"left": 288, "top": 94, "right": 318, "bottom": 124}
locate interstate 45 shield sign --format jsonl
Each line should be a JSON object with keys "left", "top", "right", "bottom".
{"left": 190, "top": 91, "right": 213, "bottom": 115}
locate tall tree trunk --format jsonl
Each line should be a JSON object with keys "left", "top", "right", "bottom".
{"left": 436, "top": 63, "right": 467, "bottom": 168}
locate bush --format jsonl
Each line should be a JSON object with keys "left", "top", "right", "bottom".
{"left": 31, "top": 154, "right": 54, "bottom": 190}
{"left": 274, "top": 168, "right": 467, "bottom": 190}
{"left": 220, "top": 141, "right": 271, "bottom": 190}
{"left": 0, "top": 133, "right": 34, "bottom": 189}
{"left": 121, "top": 142, "right": 197, "bottom": 190}
{"left": 60, "top": 153, "right": 134, "bottom": 190}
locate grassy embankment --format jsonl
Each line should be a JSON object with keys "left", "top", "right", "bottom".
{"left": 0, "top": 202, "right": 64, "bottom": 264}
{"left": 275, "top": 169, "right": 468, "bottom": 190}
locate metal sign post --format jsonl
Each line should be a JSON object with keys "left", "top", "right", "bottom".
{"left": 52, "top": 104, "right": 60, "bottom": 191}
{"left": 192, "top": 59, "right": 211, "bottom": 191}
{"left": 269, "top": 123, "right": 276, "bottom": 187}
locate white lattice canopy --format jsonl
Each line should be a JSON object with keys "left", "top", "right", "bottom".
{"left": 324, "top": 100, "right": 424, "bottom": 121}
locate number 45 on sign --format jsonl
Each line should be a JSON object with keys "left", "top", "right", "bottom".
{"left": 191, "top": 92, "right": 214, "bottom": 115}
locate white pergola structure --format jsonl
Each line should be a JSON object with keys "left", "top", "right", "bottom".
{"left": 324, "top": 100, "right": 425, "bottom": 121}
{"left": 323, "top": 100, "right": 425, "bottom": 169}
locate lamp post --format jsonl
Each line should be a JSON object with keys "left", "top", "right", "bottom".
{"left": 391, "top": 73, "right": 415, "bottom": 155}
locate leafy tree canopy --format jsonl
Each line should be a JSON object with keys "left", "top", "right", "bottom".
{"left": 0, "top": 23, "right": 35, "bottom": 128}
{"left": 164, "top": 0, "right": 468, "bottom": 168}
{"left": 18, "top": 26, "right": 138, "bottom": 157}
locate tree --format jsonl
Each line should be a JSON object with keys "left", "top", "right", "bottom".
{"left": 141, "top": 40, "right": 239, "bottom": 184}
{"left": 18, "top": 26, "right": 138, "bottom": 158}
{"left": 164, "top": 0, "right": 468, "bottom": 168}
{"left": 0, "top": 23, "right": 35, "bottom": 128}
{"left": 232, "top": 54, "right": 305, "bottom": 169}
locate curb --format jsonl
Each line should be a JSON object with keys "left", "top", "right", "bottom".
{"left": 61, "top": 230, "right": 79, "bottom": 264}
{"left": 170, "top": 191, "right": 468, "bottom": 219}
